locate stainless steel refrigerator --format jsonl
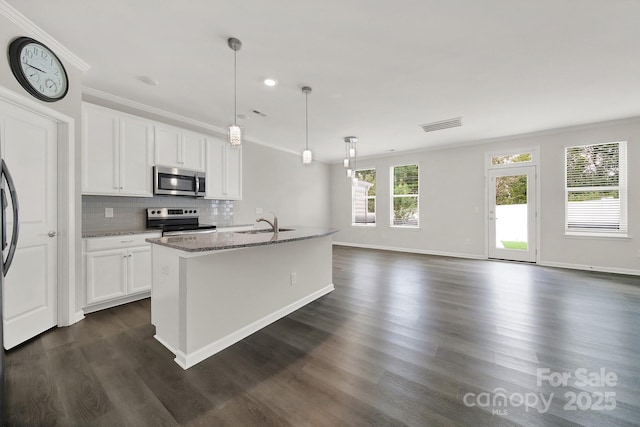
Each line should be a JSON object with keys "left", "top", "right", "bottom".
{"left": 1, "top": 157, "right": 19, "bottom": 421}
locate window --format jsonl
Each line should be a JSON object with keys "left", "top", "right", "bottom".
{"left": 565, "top": 141, "right": 627, "bottom": 236}
{"left": 391, "top": 164, "right": 419, "bottom": 227}
{"left": 491, "top": 152, "right": 532, "bottom": 165}
{"left": 352, "top": 169, "right": 376, "bottom": 225}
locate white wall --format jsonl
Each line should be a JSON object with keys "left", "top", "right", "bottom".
{"left": 331, "top": 117, "right": 640, "bottom": 275}
{"left": 234, "top": 142, "right": 331, "bottom": 227}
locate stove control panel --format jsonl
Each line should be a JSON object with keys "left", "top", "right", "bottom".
{"left": 147, "top": 208, "right": 199, "bottom": 219}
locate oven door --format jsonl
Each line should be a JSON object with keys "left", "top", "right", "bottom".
{"left": 154, "top": 166, "right": 198, "bottom": 196}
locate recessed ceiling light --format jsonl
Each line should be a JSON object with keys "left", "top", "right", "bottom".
{"left": 139, "top": 76, "right": 159, "bottom": 86}
{"left": 263, "top": 78, "right": 278, "bottom": 87}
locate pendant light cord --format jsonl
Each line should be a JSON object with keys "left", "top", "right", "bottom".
{"left": 305, "top": 91, "right": 309, "bottom": 151}
{"left": 233, "top": 49, "right": 237, "bottom": 127}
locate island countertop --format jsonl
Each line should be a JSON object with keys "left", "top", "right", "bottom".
{"left": 146, "top": 226, "right": 339, "bottom": 253}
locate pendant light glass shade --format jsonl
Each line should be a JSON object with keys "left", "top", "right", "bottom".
{"left": 302, "top": 149, "right": 313, "bottom": 164}
{"left": 228, "top": 37, "right": 242, "bottom": 147}
{"left": 229, "top": 125, "right": 242, "bottom": 147}
{"left": 343, "top": 136, "right": 358, "bottom": 183}
{"left": 301, "top": 86, "right": 313, "bottom": 165}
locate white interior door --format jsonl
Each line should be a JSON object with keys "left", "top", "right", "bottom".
{"left": 488, "top": 166, "right": 536, "bottom": 262}
{"left": 0, "top": 100, "right": 57, "bottom": 349}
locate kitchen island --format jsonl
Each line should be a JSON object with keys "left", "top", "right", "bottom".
{"left": 146, "top": 226, "right": 339, "bottom": 369}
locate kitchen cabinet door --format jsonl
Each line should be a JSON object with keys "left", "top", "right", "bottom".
{"left": 225, "top": 145, "right": 243, "bottom": 200}
{"left": 82, "top": 106, "right": 119, "bottom": 195}
{"left": 120, "top": 116, "right": 154, "bottom": 196}
{"left": 205, "top": 136, "right": 242, "bottom": 200}
{"left": 86, "top": 249, "right": 127, "bottom": 305}
{"left": 182, "top": 131, "right": 206, "bottom": 171}
{"left": 127, "top": 246, "right": 152, "bottom": 294}
{"left": 205, "top": 137, "right": 226, "bottom": 199}
{"left": 154, "top": 125, "right": 182, "bottom": 168}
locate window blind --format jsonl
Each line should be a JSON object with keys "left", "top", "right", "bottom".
{"left": 565, "top": 141, "right": 627, "bottom": 234}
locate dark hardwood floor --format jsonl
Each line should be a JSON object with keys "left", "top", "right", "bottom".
{"left": 4, "top": 246, "right": 640, "bottom": 426}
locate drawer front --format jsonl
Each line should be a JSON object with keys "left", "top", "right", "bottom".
{"left": 85, "top": 233, "right": 161, "bottom": 251}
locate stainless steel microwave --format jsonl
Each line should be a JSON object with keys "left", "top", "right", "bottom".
{"left": 153, "top": 165, "right": 206, "bottom": 197}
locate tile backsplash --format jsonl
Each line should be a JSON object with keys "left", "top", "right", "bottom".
{"left": 82, "top": 195, "right": 234, "bottom": 233}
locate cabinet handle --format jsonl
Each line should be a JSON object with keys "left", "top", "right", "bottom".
{"left": 123, "top": 255, "right": 127, "bottom": 258}
{"left": 128, "top": 254, "right": 132, "bottom": 258}
{"left": 120, "top": 240, "right": 134, "bottom": 243}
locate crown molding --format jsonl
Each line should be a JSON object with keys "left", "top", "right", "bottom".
{"left": 0, "top": 1, "right": 90, "bottom": 72}
{"left": 83, "top": 87, "right": 329, "bottom": 163}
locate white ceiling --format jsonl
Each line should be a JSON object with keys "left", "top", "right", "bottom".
{"left": 7, "top": 0, "right": 640, "bottom": 162}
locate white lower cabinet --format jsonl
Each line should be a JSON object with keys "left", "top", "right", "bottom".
{"left": 83, "top": 232, "right": 160, "bottom": 311}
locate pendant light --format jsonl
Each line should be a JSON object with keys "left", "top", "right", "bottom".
{"left": 343, "top": 136, "right": 358, "bottom": 184}
{"left": 301, "top": 86, "right": 313, "bottom": 165}
{"left": 228, "top": 37, "right": 242, "bottom": 147}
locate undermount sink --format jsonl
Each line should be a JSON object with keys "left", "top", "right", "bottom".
{"left": 236, "top": 228, "right": 295, "bottom": 234}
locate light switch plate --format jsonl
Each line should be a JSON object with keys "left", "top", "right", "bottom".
{"left": 256, "top": 207, "right": 263, "bottom": 214}
{"left": 105, "top": 208, "right": 113, "bottom": 218}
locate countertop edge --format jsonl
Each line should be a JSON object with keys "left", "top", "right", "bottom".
{"left": 146, "top": 227, "right": 340, "bottom": 253}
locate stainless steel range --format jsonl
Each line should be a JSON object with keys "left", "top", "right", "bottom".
{"left": 146, "top": 207, "right": 217, "bottom": 236}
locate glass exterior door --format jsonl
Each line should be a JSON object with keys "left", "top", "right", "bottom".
{"left": 488, "top": 166, "right": 536, "bottom": 262}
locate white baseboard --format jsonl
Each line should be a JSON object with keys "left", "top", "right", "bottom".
{"left": 154, "top": 334, "right": 178, "bottom": 355}
{"left": 83, "top": 291, "right": 151, "bottom": 314}
{"left": 174, "top": 284, "right": 335, "bottom": 370}
{"left": 539, "top": 261, "right": 640, "bottom": 276}
{"left": 333, "top": 241, "right": 640, "bottom": 276}
{"left": 332, "top": 241, "right": 485, "bottom": 260}
{"left": 73, "top": 310, "right": 85, "bottom": 324}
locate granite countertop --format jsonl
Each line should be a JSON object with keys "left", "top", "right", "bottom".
{"left": 82, "top": 229, "right": 163, "bottom": 238}
{"left": 146, "top": 226, "right": 340, "bottom": 253}
{"left": 83, "top": 224, "right": 254, "bottom": 239}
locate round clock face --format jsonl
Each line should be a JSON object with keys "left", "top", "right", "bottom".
{"left": 8, "top": 37, "right": 69, "bottom": 102}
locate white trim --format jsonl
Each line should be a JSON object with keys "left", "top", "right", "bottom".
{"left": 332, "top": 241, "right": 485, "bottom": 260}
{"left": 0, "top": 1, "right": 90, "bottom": 72}
{"left": 153, "top": 333, "right": 178, "bottom": 355}
{"left": 73, "top": 310, "right": 85, "bottom": 323}
{"left": 0, "top": 86, "right": 77, "bottom": 328}
{"left": 539, "top": 261, "right": 640, "bottom": 277}
{"left": 169, "top": 284, "right": 335, "bottom": 369}
{"left": 83, "top": 88, "right": 321, "bottom": 162}
{"left": 82, "top": 292, "right": 150, "bottom": 314}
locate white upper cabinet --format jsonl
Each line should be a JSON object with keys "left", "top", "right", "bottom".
{"left": 82, "top": 103, "right": 153, "bottom": 197}
{"left": 205, "top": 136, "right": 242, "bottom": 200}
{"left": 154, "top": 124, "right": 205, "bottom": 171}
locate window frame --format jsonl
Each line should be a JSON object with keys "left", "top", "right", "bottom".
{"left": 564, "top": 141, "right": 628, "bottom": 238}
{"left": 351, "top": 168, "right": 376, "bottom": 227}
{"left": 390, "top": 163, "right": 420, "bottom": 228}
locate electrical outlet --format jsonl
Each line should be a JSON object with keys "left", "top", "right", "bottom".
{"left": 105, "top": 208, "right": 113, "bottom": 218}
{"left": 290, "top": 272, "right": 297, "bottom": 286}
{"left": 213, "top": 208, "right": 218, "bottom": 216}
{"left": 256, "top": 207, "right": 263, "bottom": 215}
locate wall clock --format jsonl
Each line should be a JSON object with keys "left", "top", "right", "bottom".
{"left": 8, "top": 36, "right": 69, "bottom": 102}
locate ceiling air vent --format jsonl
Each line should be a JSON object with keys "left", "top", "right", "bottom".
{"left": 251, "top": 109, "right": 267, "bottom": 118}
{"left": 420, "top": 117, "right": 462, "bottom": 133}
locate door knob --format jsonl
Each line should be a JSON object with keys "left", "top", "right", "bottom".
{"left": 48, "top": 230, "right": 57, "bottom": 238}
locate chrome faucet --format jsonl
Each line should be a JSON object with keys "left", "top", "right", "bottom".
{"left": 256, "top": 212, "right": 278, "bottom": 233}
